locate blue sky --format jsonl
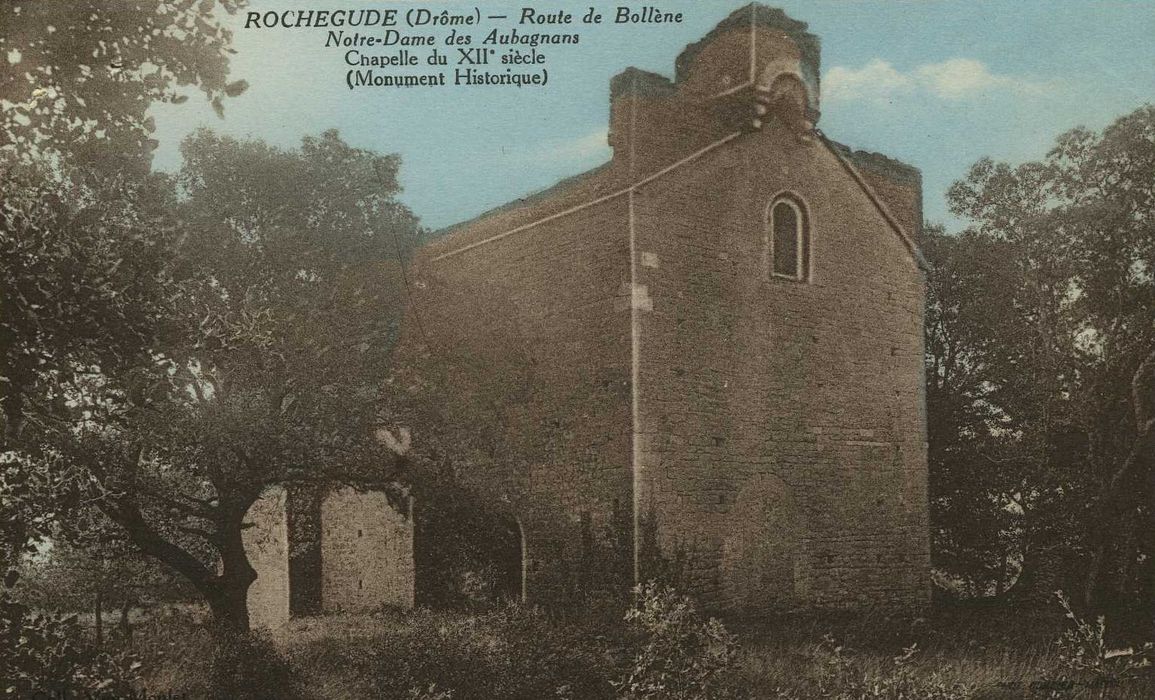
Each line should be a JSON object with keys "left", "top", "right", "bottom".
{"left": 151, "top": 0, "right": 1155, "bottom": 232}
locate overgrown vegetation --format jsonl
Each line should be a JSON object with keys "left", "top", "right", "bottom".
{"left": 126, "top": 586, "right": 1153, "bottom": 699}
{"left": 791, "top": 637, "right": 975, "bottom": 699}
{"left": 1, "top": 572, "right": 141, "bottom": 697}
{"left": 1052, "top": 591, "right": 1152, "bottom": 685}
{"left": 158, "top": 604, "right": 624, "bottom": 700}
{"left": 615, "top": 582, "right": 742, "bottom": 700}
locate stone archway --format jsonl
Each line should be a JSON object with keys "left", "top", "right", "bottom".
{"left": 412, "top": 488, "right": 525, "bottom": 608}
{"left": 720, "top": 473, "right": 807, "bottom": 612}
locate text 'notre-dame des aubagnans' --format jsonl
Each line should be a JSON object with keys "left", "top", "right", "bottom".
{"left": 241, "top": 6, "right": 688, "bottom": 90}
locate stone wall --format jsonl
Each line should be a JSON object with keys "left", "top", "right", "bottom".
{"left": 244, "top": 483, "right": 415, "bottom": 625}
{"left": 407, "top": 3, "right": 929, "bottom": 611}
{"left": 631, "top": 119, "right": 929, "bottom": 611}
{"left": 320, "top": 486, "right": 414, "bottom": 612}
{"left": 412, "top": 154, "right": 637, "bottom": 601}
{"left": 244, "top": 485, "right": 290, "bottom": 630}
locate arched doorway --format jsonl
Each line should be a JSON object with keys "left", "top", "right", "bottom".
{"left": 720, "top": 473, "right": 807, "bottom": 611}
{"left": 413, "top": 485, "right": 524, "bottom": 608}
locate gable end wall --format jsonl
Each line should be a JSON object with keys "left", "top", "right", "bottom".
{"left": 632, "top": 121, "right": 929, "bottom": 610}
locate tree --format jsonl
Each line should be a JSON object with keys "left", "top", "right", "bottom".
{"left": 1, "top": 0, "right": 248, "bottom": 566}
{"left": 37, "top": 129, "right": 425, "bottom": 633}
{"left": 0, "top": 0, "right": 248, "bottom": 173}
{"left": 927, "top": 105, "right": 1155, "bottom": 615}
{"left": 0, "top": 168, "right": 180, "bottom": 562}
{"left": 924, "top": 226, "right": 1025, "bottom": 596}
{"left": 16, "top": 532, "right": 190, "bottom": 648}
{"left": 1046, "top": 108, "right": 1155, "bottom": 613}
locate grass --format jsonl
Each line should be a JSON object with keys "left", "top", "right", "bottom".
{"left": 730, "top": 602, "right": 1153, "bottom": 699}
{"left": 278, "top": 604, "right": 629, "bottom": 699}
{"left": 132, "top": 599, "right": 1154, "bottom": 699}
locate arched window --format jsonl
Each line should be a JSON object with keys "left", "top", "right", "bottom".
{"left": 769, "top": 196, "right": 809, "bottom": 281}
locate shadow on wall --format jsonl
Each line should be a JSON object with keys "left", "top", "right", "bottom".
{"left": 412, "top": 479, "right": 524, "bottom": 609}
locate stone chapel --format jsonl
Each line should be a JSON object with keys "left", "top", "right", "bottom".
{"left": 245, "top": 4, "right": 930, "bottom": 626}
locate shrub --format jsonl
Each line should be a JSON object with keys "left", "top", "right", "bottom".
{"left": 411, "top": 478, "right": 524, "bottom": 609}
{"left": 614, "top": 581, "right": 742, "bottom": 700}
{"left": 287, "top": 603, "right": 621, "bottom": 699}
{"left": 408, "top": 682, "right": 454, "bottom": 699}
{"left": 1052, "top": 590, "right": 1151, "bottom": 683}
{"left": 1, "top": 585, "right": 141, "bottom": 697}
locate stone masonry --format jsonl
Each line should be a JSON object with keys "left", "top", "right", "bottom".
{"left": 244, "top": 484, "right": 414, "bottom": 630}
{"left": 420, "top": 3, "right": 928, "bottom": 612}
{"left": 404, "top": 4, "right": 930, "bottom": 612}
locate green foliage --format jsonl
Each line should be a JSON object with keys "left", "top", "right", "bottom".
{"left": 1, "top": 0, "right": 247, "bottom": 577}
{"left": 926, "top": 104, "right": 1155, "bottom": 602}
{"left": 0, "top": 0, "right": 247, "bottom": 172}
{"left": 16, "top": 537, "right": 192, "bottom": 614}
{"left": 128, "top": 612, "right": 305, "bottom": 700}
{"left": 11, "top": 128, "right": 426, "bottom": 630}
{"left": 131, "top": 598, "right": 1155, "bottom": 699}
{"left": 614, "top": 582, "right": 742, "bottom": 700}
{"left": 411, "top": 683, "right": 455, "bottom": 700}
{"left": 409, "top": 683, "right": 455, "bottom": 699}
{"left": 1, "top": 576, "right": 141, "bottom": 697}
{"left": 0, "top": 164, "right": 178, "bottom": 563}
{"left": 791, "top": 636, "right": 975, "bottom": 700}
{"left": 410, "top": 472, "right": 524, "bottom": 609}
{"left": 1052, "top": 590, "right": 1151, "bottom": 683}
{"left": 206, "top": 630, "right": 306, "bottom": 700}
{"left": 284, "top": 605, "right": 622, "bottom": 700}
{"left": 159, "top": 130, "right": 423, "bottom": 489}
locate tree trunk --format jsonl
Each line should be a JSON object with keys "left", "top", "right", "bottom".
{"left": 98, "top": 492, "right": 261, "bottom": 634}
{"left": 206, "top": 502, "right": 259, "bottom": 635}
{"left": 94, "top": 592, "right": 103, "bottom": 649}
{"left": 119, "top": 597, "right": 132, "bottom": 643}
{"left": 205, "top": 577, "right": 254, "bottom": 635}
{"left": 1146, "top": 442, "right": 1155, "bottom": 643}
{"left": 1084, "top": 423, "right": 1155, "bottom": 608}
{"left": 1085, "top": 349, "right": 1155, "bottom": 612}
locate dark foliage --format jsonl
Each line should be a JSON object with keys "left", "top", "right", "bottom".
{"left": 925, "top": 105, "right": 1155, "bottom": 615}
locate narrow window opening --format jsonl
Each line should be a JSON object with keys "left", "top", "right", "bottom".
{"left": 769, "top": 197, "right": 809, "bottom": 281}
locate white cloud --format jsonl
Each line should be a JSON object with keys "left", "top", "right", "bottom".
{"left": 825, "top": 58, "right": 1039, "bottom": 103}
{"left": 915, "top": 58, "right": 1030, "bottom": 99}
{"left": 825, "top": 59, "right": 913, "bottom": 103}
{"left": 531, "top": 128, "right": 610, "bottom": 164}
{"left": 541, "top": 128, "right": 610, "bottom": 162}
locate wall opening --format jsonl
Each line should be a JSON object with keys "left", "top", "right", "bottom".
{"left": 413, "top": 483, "right": 524, "bottom": 608}
{"left": 286, "top": 484, "right": 322, "bottom": 617}
{"left": 490, "top": 511, "right": 524, "bottom": 604}
{"left": 720, "top": 473, "right": 807, "bottom": 612}
{"left": 243, "top": 481, "right": 415, "bottom": 629}
{"left": 767, "top": 194, "right": 810, "bottom": 282}
{"left": 761, "top": 72, "right": 813, "bottom": 131}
